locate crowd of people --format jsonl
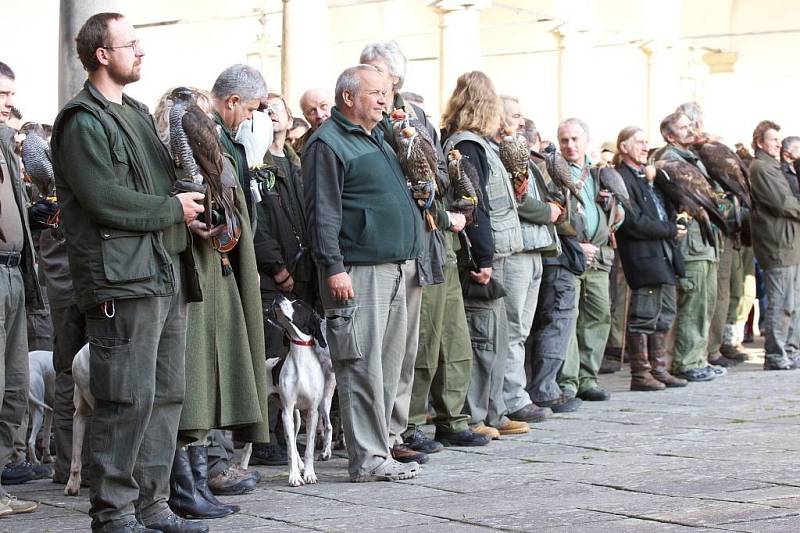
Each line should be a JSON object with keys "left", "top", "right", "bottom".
{"left": 0, "top": 10, "right": 798, "bottom": 533}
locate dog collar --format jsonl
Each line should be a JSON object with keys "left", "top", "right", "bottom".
{"left": 290, "top": 338, "right": 315, "bottom": 347}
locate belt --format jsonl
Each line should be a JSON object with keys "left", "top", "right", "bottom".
{"left": 0, "top": 252, "right": 21, "bottom": 268}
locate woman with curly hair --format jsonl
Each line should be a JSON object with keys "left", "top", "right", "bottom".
{"left": 440, "top": 71, "right": 529, "bottom": 439}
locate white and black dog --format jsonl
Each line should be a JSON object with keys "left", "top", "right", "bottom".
{"left": 264, "top": 296, "right": 336, "bottom": 487}
{"left": 65, "top": 343, "right": 91, "bottom": 496}
{"left": 27, "top": 350, "right": 56, "bottom": 465}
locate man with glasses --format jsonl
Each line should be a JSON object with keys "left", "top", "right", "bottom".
{"left": 50, "top": 12, "right": 206, "bottom": 533}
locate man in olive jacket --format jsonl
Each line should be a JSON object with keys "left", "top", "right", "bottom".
{"left": 0, "top": 61, "right": 44, "bottom": 515}
{"left": 749, "top": 120, "right": 800, "bottom": 370}
{"left": 303, "top": 65, "right": 423, "bottom": 482}
{"left": 50, "top": 13, "right": 205, "bottom": 533}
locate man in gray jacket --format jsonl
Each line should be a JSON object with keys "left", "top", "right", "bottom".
{"left": 749, "top": 120, "right": 800, "bottom": 370}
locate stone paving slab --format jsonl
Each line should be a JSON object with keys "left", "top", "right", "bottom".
{"left": 3, "top": 340, "right": 800, "bottom": 532}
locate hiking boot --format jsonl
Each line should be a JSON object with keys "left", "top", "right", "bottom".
{"left": 495, "top": 419, "right": 530, "bottom": 435}
{"left": 249, "top": 442, "right": 288, "bottom": 466}
{"left": 434, "top": 429, "right": 490, "bottom": 447}
{"left": 647, "top": 333, "right": 687, "bottom": 388}
{"left": 208, "top": 468, "right": 256, "bottom": 496}
{"left": 507, "top": 403, "right": 552, "bottom": 423}
{"left": 403, "top": 429, "right": 444, "bottom": 454}
{"left": 0, "top": 492, "right": 37, "bottom": 514}
{"left": 628, "top": 332, "right": 665, "bottom": 391}
{"left": 577, "top": 387, "right": 611, "bottom": 401}
{"left": 351, "top": 457, "right": 418, "bottom": 482}
{"left": 391, "top": 443, "right": 428, "bottom": 464}
{"left": 764, "top": 357, "right": 795, "bottom": 371}
{"left": 1, "top": 461, "right": 37, "bottom": 485}
{"left": 470, "top": 423, "right": 500, "bottom": 440}
{"left": 719, "top": 343, "right": 748, "bottom": 363}
{"left": 537, "top": 394, "right": 583, "bottom": 413}
{"left": 142, "top": 510, "right": 209, "bottom": 533}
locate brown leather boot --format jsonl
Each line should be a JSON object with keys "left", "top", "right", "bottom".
{"left": 647, "top": 332, "right": 688, "bottom": 387}
{"left": 627, "top": 332, "right": 666, "bottom": 391}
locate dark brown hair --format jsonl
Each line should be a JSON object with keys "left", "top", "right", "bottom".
{"left": 751, "top": 120, "right": 780, "bottom": 152}
{"left": 0, "top": 61, "right": 14, "bottom": 80}
{"left": 75, "top": 12, "right": 124, "bottom": 72}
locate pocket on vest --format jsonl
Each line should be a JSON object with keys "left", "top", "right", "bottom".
{"left": 99, "top": 228, "right": 157, "bottom": 283}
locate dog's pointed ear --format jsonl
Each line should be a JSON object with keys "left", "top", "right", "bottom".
{"left": 313, "top": 312, "right": 327, "bottom": 349}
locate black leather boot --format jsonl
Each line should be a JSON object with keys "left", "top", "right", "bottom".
{"left": 188, "top": 445, "right": 240, "bottom": 514}
{"left": 168, "top": 447, "right": 233, "bottom": 519}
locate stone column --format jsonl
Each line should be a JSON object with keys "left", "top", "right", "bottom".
{"left": 550, "top": 0, "right": 595, "bottom": 123}
{"left": 281, "top": 0, "right": 331, "bottom": 108}
{"left": 59, "top": 0, "right": 121, "bottom": 108}
{"left": 640, "top": 0, "right": 682, "bottom": 142}
{"left": 641, "top": 42, "right": 680, "bottom": 141}
{"left": 429, "top": 0, "right": 490, "bottom": 110}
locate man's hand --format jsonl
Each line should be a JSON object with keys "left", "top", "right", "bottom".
{"left": 187, "top": 220, "right": 226, "bottom": 240}
{"left": 675, "top": 224, "right": 688, "bottom": 239}
{"left": 448, "top": 212, "right": 466, "bottom": 233}
{"left": 548, "top": 202, "right": 561, "bottom": 223}
{"left": 273, "top": 267, "right": 295, "bottom": 293}
{"left": 327, "top": 271, "right": 354, "bottom": 301}
{"left": 580, "top": 242, "right": 598, "bottom": 266}
{"left": 29, "top": 199, "right": 58, "bottom": 227}
{"left": 177, "top": 192, "right": 205, "bottom": 225}
{"left": 469, "top": 266, "right": 493, "bottom": 285}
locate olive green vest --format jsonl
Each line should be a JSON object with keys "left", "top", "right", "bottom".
{"left": 445, "top": 131, "right": 523, "bottom": 258}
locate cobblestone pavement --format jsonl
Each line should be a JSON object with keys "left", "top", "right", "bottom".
{"left": 5, "top": 340, "right": 800, "bottom": 532}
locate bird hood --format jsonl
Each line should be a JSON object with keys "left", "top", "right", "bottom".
{"left": 236, "top": 110, "right": 273, "bottom": 169}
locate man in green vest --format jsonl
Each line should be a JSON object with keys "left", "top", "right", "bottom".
{"left": 50, "top": 13, "right": 207, "bottom": 533}
{"left": 303, "top": 64, "right": 424, "bottom": 482}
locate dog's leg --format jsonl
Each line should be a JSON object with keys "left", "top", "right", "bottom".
{"left": 65, "top": 394, "right": 89, "bottom": 496}
{"left": 239, "top": 442, "right": 253, "bottom": 470}
{"left": 27, "top": 406, "right": 42, "bottom": 465}
{"left": 303, "top": 408, "right": 319, "bottom": 484}
{"left": 319, "top": 375, "right": 336, "bottom": 461}
{"left": 42, "top": 407, "right": 53, "bottom": 464}
{"left": 294, "top": 409, "right": 304, "bottom": 471}
{"left": 282, "top": 401, "right": 303, "bottom": 487}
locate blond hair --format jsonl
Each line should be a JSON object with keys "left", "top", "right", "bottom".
{"left": 153, "top": 87, "right": 214, "bottom": 147}
{"left": 441, "top": 71, "right": 502, "bottom": 138}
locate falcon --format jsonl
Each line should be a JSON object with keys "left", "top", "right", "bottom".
{"left": 390, "top": 109, "right": 438, "bottom": 194}
{"left": 695, "top": 138, "right": 751, "bottom": 208}
{"left": 498, "top": 128, "right": 529, "bottom": 201}
{"left": 654, "top": 160, "right": 729, "bottom": 246}
{"left": 20, "top": 129, "right": 54, "bottom": 198}
{"left": 166, "top": 87, "right": 242, "bottom": 266}
{"left": 542, "top": 144, "right": 584, "bottom": 207}
{"left": 594, "top": 161, "right": 631, "bottom": 248}
{"left": 446, "top": 149, "right": 482, "bottom": 226}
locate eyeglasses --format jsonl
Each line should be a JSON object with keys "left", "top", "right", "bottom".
{"left": 266, "top": 103, "right": 285, "bottom": 114}
{"left": 102, "top": 39, "right": 140, "bottom": 51}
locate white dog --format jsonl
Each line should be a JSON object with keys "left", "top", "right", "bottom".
{"left": 27, "top": 350, "right": 55, "bottom": 465}
{"left": 263, "top": 296, "right": 336, "bottom": 487}
{"left": 65, "top": 343, "right": 91, "bottom": 496}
